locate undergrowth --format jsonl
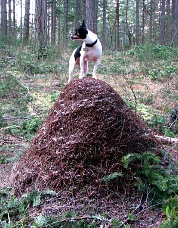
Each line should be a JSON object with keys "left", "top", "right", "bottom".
{"left": 0, "top": 189, "right": 118, "bottom": 227}
{"left": 0, "top": 44, "right": 178, "bottom": 227}
{"left": 0, "top": 189, "right": 56, "bottom": 227}
{"left": 133, "top": 44, "right": 178, "bottom": 81}
{"left": 0, "top": 152, "right": 177, "bottom": 227}
{"left": 0, "top": 74, "right": 32, "bottom": 116}
{"left": 121, "top": 152, "right": 178, "bottom": 227}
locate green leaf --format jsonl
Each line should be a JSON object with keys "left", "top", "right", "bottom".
{"left": 165, "top": 206, "right": 170, "bottom": 219}
{"left": 43, "top": 190, "right": 56, "bottom": 197}
{"left": 164, "top": 128, "right": 176, "bottom": 138}
{"left": 33, "top": 194, "right": 41, "bottom": 207}
{"left": 33, "top": 215, "right": 49, "bottom": 227}
{"left": 121, "top": 153, "right": 141, "bottom": 168}
{"left": 127, "top": 213, "right": 136, "bottom": 221}
{"left": 103, "top": 172, "right": 122, "bottom": 185}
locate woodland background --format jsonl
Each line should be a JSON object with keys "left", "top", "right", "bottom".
{"left": 0, "top": 0, "right": 178, "bottom": 52}
{"left": 0, "top": 1, "right": 178, "bottom": 227}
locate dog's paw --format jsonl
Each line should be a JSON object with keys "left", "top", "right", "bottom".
{"left": 92, "top": 75, "right": 97, "bottom": 79}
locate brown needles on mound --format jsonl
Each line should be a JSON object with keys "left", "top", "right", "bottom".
{"left": 11, "top": 78, "right": 162, "bottom": 196}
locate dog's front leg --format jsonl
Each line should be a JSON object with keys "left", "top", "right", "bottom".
{"left": 68, "top": 58, "right": 76, "bottom": 83}
{"left": 92, "top": 59, "right": 100, "bottom": 79}
{"left": 68, "top": 68, "right": 74, "bottom": 83}
{"left": 79, "top": 58, "right": 88, "bottom": 79}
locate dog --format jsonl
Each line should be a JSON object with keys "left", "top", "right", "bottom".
{"left": 68, "top": 20, "right": 102, "bottom": 83}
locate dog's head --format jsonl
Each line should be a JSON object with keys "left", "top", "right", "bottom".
{"left": 71, "top": 20, "right": 88, "bottom": 40}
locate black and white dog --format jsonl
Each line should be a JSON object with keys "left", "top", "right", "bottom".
{"left": 68, "top": 20, "right": 102, "bottom": 83}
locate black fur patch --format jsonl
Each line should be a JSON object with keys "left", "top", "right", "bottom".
{"left": 74, "top": 45, "right": 82, "bottom": 61}
{"left": 74, "top": 26, "right": 88, "bottom": 39}
{"left": 170, "top": 107, "right": 178, "bottom": 121}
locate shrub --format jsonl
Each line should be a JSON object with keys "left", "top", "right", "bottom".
{"left": 135, "top": 44, "right": 178, "bottom": 62}
{"left": 0, "top": 74, "right": 32, "bottom": 118}
{"left": 0, "top": 189, "right": 56, "bottom": 227}
{"left": 20, "top": 117, "right": 43, "bottom": 139}
{"left": 13, "top": 46, "right": 65, "bottom": 75}
{"left": 149, "top": 114, "right": 176, "bottom": 137}
{"left": 0, "top": 108, "right": 7, "bottom": 128}
{"left": 159, "top": 196, "right": 178, "bottom": 227}
{"left": 149, "top": 62, "right": 178, "bottom": 81}
{"left": 121, "top": 152, "right": 178, "bottom": 203}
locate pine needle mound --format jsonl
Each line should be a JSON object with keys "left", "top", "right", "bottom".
{"left": 11, "top": 78, "right": 162, "bottom": 195}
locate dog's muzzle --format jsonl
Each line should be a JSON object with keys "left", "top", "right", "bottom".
{"left": 71, "top": 34, "right": 80, "bottom": 40}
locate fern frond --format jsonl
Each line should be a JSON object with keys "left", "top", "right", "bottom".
{"left": 121, "top": 153, "right": 142, "bottom": 168}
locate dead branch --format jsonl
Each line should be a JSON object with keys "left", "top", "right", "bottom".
{"left": 59, "top": 215, "right": 94, "bottom": 223}
{"left": 155, "top": 135, "right": 178, "bottom": 144}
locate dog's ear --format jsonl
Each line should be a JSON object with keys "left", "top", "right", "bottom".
{"left": 82, "top": 20, "right": 86, "bottom": 28}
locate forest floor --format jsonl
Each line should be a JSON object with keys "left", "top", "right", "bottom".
{"left": 0, "top": 47, "right": 178, "bottom": 227}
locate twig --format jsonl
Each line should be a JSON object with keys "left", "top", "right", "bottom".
{"left": 3, "top": 116, "right": 30, "bottom": 120}
{"left": 59, "top": 215, "right": 94, "bottom": 223}
{"left": 118, "top": 193, "right": 147, "bottom": 228}
{"left": 118, "top": 190, "right": 163, "bottom": 228}
{"left": 154, "top": 135, "right": 178, "bottom": 144}
{"left": 43, "top": 204, "right": 76, "bottom": 210}
{"left": 44, "top": 215, "right": 109, "bottom": 227}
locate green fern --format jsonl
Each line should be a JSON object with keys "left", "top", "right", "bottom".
{"left": 0, "top": 189, "right": 57, "bottom": 225}
{"left": 121, "top": 152, "right": 161, "bottom": 168}
{"left": 121, "top": 152, "right": 178, "bottom": 203}
{"left": 33, "top": 214, "right": 57, "bottom": 228}
{"left": 103, "top": 172, "right": 122, "bottom": 185}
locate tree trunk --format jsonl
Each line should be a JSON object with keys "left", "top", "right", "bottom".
{"left": 57, "top": 4, "right": 61, "bottom": 47}
{"left": 86, "top": 0, "right": 98, "bottom": 33}
{"left": 8, "top": 0, "right": 12, "bottom": 40}
{"left": 35, "top": 0, "right": 47, "bottom": 56}
{"left": 171, "top": 0, "right": 178, "bottom": 47}
{"left": 126, "top": 0, "right": 132, "bottom": 47}
{"left": 63, "top": 0, "right": 68, "bottom": 47}
{"left": 20, "top": 0, "right": 23, "bottom": 40}
{"left": 13, "top": 0, "right": 16, "bottom": 39}
{"left": 141, "top": 0, "right": 145, "bottom": 44}
{"left": 165, "top": 0, "right": 171, "bottom": 44}
{"left": 82, "top": 0, "right": 86, "bottom": 21}
{"left": 74, "top": 0, "right": 81, "bottom": 28}
{"left": 102, "top": 0, "right": 107, "bottom": 49}
{"left": 167, "top": 0, "right": 171, "bottom": 15}
{"left": 23, "top": 0, "right": 30, "bottom": 44}
{"left": 159, "top": 0, "right": 166, "bottom": 45}
{"left": 51, "top": 0, "right": 56, "bottom": 45}
{"left": 1, "top": 0, "right": 7, "bottom": 39}
{"left": 149, "top": 0, "right": 153, "bottom": 42}
{"left": 135, "top": 0, "right": 140, "bottom": 45}
{"left": 116, "top": 0, "right": 120, "bottom": 51}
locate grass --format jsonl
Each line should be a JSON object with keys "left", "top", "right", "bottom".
{"left": 0, "top": 43, "right": 178, "bottom": 227}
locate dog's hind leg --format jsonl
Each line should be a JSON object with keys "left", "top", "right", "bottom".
{"left": 92, "top": 59, "right": 100, "bottom": 79}
{"left": 79, "top": 59, "right": 88, "bottom": 79}
{"left": 83, "top": 60, "right": 88, "bottom": 76}
{"left": 68, "top": 60, "right": 76, "bottom": 83}
{"left": 68, "top": 69, "right": 74, "bottom": 83}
